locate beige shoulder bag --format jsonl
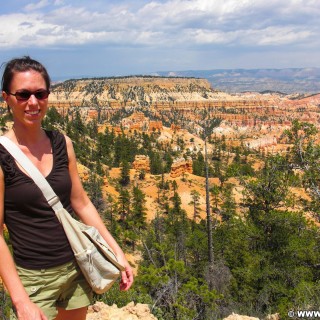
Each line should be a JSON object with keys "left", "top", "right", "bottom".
{"left": 0, "top": 136, "right": 124, "bottom": 294}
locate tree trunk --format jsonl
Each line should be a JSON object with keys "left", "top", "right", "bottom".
{"left": 205, "top": 137, "right": 214, "bottom": 265}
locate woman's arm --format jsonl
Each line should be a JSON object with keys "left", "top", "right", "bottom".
{"left": 0, "top": 168, "right": 47, "bottom": 320}
{"left": 65, "top": 135, "right": 134, "bottom": 291}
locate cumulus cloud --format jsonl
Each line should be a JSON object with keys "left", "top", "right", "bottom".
{"left": 0, "top": 0, "right": 318, "bottom": 49}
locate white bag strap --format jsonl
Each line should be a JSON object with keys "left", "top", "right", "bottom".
{"left": 0, "top": 136, "right": 63, "bottom": 212}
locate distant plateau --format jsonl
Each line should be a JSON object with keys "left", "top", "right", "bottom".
{"left": 154, "top": 67, "right": 320, "bottom": 94}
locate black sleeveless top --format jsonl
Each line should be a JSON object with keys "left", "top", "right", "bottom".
{"left": 0, "top": 130, "right": 74, "bottom": 269}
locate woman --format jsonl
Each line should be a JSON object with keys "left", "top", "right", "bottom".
{"left": 0, "top": 56, "right": 133, "bottom": 320}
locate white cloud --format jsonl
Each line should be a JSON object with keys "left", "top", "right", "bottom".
{"left": 24, "top": 0, "right": 50, "bottom": 12}
{"left": 0, "top": 0, "right": 319, "bottom": 50}
{"left": 190, "top": 29, "right": 235, "bottom": 45}
{"left": 255, "top": 26, "right": 314, "bottom": 46}
{"left": 0, "top": 13, "right": 110, "bottom": 48}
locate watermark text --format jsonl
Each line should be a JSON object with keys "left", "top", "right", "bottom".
{"left": 288, "top": 310, "right": 320, "bottom": 318}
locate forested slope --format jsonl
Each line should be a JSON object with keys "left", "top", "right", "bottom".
{"left": 1, "top": 104, "right": 320, "bottom": 319}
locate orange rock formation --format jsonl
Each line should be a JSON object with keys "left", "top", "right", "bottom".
{"left": 132, "top": 155, "right": 151, "bottom": 173}
{"left": 170, "top": 157, "right": 193, "bottom": 178}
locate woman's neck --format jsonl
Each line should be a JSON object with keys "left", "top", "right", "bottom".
{"left": 12, "top": 125, "right": 46, "bottom": 147}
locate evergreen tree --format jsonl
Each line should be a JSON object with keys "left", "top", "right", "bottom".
{"left": 131, "top": 186, "right": 147, "bottom": 230}
{"left": 121, "top": 186, "right": 148, "bottom": 251}
{"left": 220, "top": 184, "right": 236, "bottom": 221}
{"left": 210, "top": 185, "right": 222, "bottom": 214}
{"left": 96, "top": 128, "right": 114, "bottom": 166}
{"left": 149, "top": 151, "right": 163, "bottom": 175}
{"left": 118, "top": 187, "right": 131, "bottom": 222}
{"left": 83, "top": 173, "right": 105, "bottom": 213}
{"left": 242, "top": 154, "right": 293, "bottom": 219}
{"left": 189, "top": 190, "right": 201, "bottom": 221}
{"left": 119, "top": 160, "right": 130, "bottom": 186}
{"left": 192, "top": 151, "right": 205, "bottom": 176}
{"left": 168, "top": 190, "right": 189, "bottom": 263}
{"left": 284, "top": 120, "right": 320, "bottom": 220}
{"left": 87, "top": 119, "right": 98, "bottom": 139}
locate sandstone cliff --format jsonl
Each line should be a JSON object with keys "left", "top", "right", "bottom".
{"left": 44, "top": 78, "right": 320, "bottom": 157}
{"left": 47, "top": 76, "right": 271, "bottom": 113}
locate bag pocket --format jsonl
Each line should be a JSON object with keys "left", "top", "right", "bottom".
{"left": 74, "top": 244, "right": 120, "bottom": 294}
{"left": 82, "top": 227, "right": 124, "bottom": 271}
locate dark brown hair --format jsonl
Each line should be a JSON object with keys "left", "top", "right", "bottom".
{"left": 1, "top": 56, "right": 51, "bottom": 93}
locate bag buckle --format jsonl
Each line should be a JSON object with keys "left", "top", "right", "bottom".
{"left": 48, "top": 196, "right": 60, "bottom": 207}
{"left": 86, "top": 249, "right": 93, "bottom": 272}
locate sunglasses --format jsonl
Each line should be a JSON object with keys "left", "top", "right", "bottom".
{"left": 7, "top": 89, "right": 50, "bottom": 101}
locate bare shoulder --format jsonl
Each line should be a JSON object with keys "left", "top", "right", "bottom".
{"left": 63, "top": 135, "right": 79, "bottom": 169}
{"left": 63, "top": 134, "right": 75, "bottom": 155}
{"left": 63, "top": 134, "right": 73, "bottom": 147}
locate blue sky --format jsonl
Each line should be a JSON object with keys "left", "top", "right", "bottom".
{"left": 0, "top": 0, "right": 319, "bottom": 80}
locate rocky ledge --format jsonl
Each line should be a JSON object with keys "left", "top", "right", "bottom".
{"left": 86, "top": 301, "right": 158, "bottom": 320}
{"left": 86, "top": 302, "right": 280, "bottom": 320}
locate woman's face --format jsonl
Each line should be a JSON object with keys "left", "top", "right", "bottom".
{"left": 2, "top": 70, "right": 49, "bottom": 127}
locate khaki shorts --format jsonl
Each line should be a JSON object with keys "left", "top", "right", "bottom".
{"left": 11, "top": 260, "right": 93, "bottom": 320}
